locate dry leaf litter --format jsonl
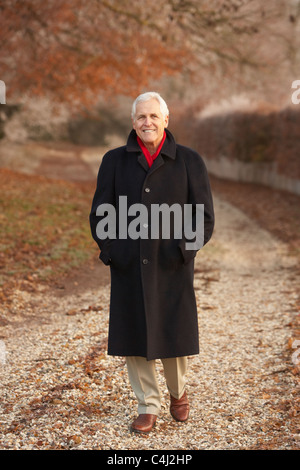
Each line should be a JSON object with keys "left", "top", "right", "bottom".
{"left": 0, "top": 197, "right": 299, "bottom": 450}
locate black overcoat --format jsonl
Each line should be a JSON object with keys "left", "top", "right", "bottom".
{"left": 90, "top": 129, "right": 214, "bottom": 360}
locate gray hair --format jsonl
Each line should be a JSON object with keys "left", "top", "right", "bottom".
{"left": 131, "top": 92, "right": 169, "bottom": 120}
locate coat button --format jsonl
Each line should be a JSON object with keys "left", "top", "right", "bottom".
{"left": 144, "top": 187, "right": 150, "bottom": 192}
{"left": 142, "top": 259, "right": 149, "bottom": 264}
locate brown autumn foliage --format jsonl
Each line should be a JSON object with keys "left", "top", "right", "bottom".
{"left": 0, "top": 0, "right": 188, "bottom": 106}
{"left": 0, "top": 167, "right": 96, "bottom": 308}
{"left": 1, "top": 0, "right": 298, "bottom": 107}
{"left": 171, "top": 104, "right": 300, "bottom": 179}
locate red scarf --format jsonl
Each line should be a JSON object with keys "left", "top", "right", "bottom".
{"left": 137, "top": 131, "right": 166, "bottom": 168}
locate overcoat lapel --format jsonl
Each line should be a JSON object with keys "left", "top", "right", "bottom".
{"left": 137, "top": 153, "right": 149, "bottom": 172}
{"left": 137, "top": 152, "right": 166, "bottom": 175}
{"left": 147, "top": 153, "right": 165, "bottom": 176}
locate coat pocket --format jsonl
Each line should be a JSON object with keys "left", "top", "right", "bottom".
{"left": 158, "top": 240, "right": 185, "bottom": 270}
{"left": 109, "top": 239, "right": 137, "bottom": 270}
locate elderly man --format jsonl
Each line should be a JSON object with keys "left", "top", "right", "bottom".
{"left": 90, "top": 92, "right": 214, "bottom": 434}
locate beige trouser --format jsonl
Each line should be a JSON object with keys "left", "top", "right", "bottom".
{"left": 126, "top": 356, "right": 188, "bottom": 416}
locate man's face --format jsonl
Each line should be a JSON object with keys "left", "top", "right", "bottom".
{"left": 132, "top": 98, "right": 169, "bottom": 153}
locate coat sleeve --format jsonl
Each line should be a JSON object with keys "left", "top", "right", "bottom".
{"left": 178, "top": 148, "right": 215, "bottom": 264}
{"left": 89, "top": 151, "right": 116, "bottom": 265}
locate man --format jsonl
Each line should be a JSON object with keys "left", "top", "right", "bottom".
{"left": 90, "top": 92, "right": 214, "bottom": 434}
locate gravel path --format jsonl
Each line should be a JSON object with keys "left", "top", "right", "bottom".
{"left": 0, "top": 196, "right": 299, "bottom": 450}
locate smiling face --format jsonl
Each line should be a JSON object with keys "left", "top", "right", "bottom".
{"left": 132, "top": 98, "right": 169, "bottom": 154}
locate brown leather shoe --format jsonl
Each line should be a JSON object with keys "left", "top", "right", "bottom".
{"left": 130, "top": 414, "right": 157, "bottom": 434}
{"left": 170, "top": 391, "right": 190, "bottom": 422}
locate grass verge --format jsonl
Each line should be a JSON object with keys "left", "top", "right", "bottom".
{"left": 0, "top": 168, "right": 98, "bottom": 302}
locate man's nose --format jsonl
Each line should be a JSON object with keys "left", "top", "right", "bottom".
{"left": 144, "top": 116, "right": 152, "bottom": 126}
